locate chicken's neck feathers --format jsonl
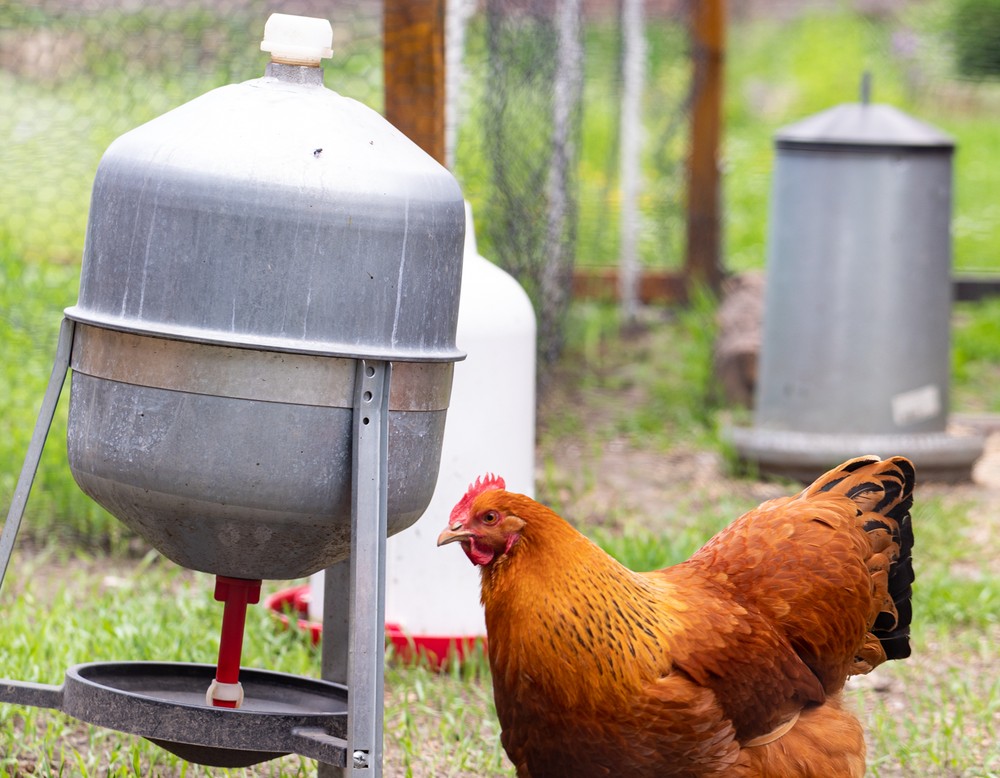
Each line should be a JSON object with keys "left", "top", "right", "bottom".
{"left": 479, "top": 498, "right": 687, "bottom": 708}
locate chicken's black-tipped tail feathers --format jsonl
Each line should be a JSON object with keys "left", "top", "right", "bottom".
{"left": 870, "top": 463, "right": 914, "bottom": 661}
{"left": 873, "top": 505, "right": 914, "bottom": 660}
{"left": 806, "top": 456, "right": 916, "bottom": 662}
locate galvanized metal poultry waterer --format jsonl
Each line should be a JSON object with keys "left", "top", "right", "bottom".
{"left": 730, "top": 86, "right": 984, "bottom": 482}
{"left": 1, "top": 13, "right": 464, "bottom": 775}
{"left": 65, "top": 15, "right": 464, "bottom": 581}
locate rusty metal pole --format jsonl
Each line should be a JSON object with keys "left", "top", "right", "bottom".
{"left": 383, "top": 0, "right": 447, "bottom": 166}
{"left": 684, "top": 0, "right": 726, "bottom": 295}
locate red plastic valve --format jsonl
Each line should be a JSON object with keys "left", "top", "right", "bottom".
{"left": 207, "top": 576, "right": 262, "bottom": 708}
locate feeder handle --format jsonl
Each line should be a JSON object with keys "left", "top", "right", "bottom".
{"left": 0, "top": 679, "right": 65, "bottom": 711}
{"left": 289, "top": 726, "right": 349, "bottom": 768}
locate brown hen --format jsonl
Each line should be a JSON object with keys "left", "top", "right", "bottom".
{"left": 437, "top": 456, "right": 915, "bottom": 778}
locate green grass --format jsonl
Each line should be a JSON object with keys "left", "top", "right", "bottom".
{"left": 952, "top": 298, "right": 1000, "bottom": 414}
{"left": 541, "top": 288, "right": 723, "bottom": 453}
{"left": 0, "top": 235, "right": 122, "bottom": 548}
{"left": 860, "top": 626, "right": 1000, "bottom": 777}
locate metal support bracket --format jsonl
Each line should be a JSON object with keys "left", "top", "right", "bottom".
{"left": 0, "top": 317, "right": 75, "bottom": 593}
{"left": 319, "top": 359, "right": 390, "bottom": 777}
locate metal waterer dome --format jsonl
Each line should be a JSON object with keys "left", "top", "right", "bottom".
{"left": 730, "top": 84, "right": 984, "bottom": 481}
{"left": 0, "top": 13, "right": 465, "bottom": 775}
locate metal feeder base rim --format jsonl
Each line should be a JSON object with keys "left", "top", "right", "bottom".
{"left": 726, "top": 425, "right": 986, "bottom": 479}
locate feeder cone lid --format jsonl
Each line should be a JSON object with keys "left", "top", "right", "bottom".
{"left": 775, "top": 102, "right": 954, "bottom": 152}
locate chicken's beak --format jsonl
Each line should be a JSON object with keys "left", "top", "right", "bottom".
{"left": 437, "top": 522, "right": 473, "bottom": 547}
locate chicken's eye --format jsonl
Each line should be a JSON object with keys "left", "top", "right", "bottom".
{"left": 482, "top": 511, "right": 500, "bottom": 525}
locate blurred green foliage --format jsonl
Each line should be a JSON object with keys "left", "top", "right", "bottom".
{"left": 952, "top": 0, "right": 1000, "bottom": 77}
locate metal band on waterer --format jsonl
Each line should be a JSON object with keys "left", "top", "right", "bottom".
{"left": 69, "top": 323, "right": 453, "bottom": 412}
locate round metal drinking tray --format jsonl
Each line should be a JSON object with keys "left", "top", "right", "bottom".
{"left": 61, "top": 662, "right": 348, "bottom": 768}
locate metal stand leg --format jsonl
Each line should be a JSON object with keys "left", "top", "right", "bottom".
{"left": 0, "top": 318, "right": 75, "bottom": 593}
{"left": 319, "top": 560, "right": 350, "bottom": 777}
{"left": 319, "top": 359, "right": 390, "bottom": 777}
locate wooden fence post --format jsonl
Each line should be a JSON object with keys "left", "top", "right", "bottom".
{"left": 684, "top": 0, "right": 726, "bottom": 294}
{"left": 383, "top": 0, "right": 447, "bottom": 166}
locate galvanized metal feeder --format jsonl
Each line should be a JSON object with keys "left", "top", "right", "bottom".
{"left": 0, "top": 13, "right": 465, "bottom": 775}
{"left": 730, "top": 81, "right": 984, "bottom": 481}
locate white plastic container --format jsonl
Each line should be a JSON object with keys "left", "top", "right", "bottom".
{"left": 310, "top": 203, "right": 536, "bottom": 652}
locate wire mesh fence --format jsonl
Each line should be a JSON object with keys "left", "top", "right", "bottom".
{"left": 0, "top": 0, "right": 383, "bottom": 265}
{"left": 2, "top": 0, "right": 694, "bottom": 362}
{"left": 3, "top": 0, "right": 1000, "bottom": 362}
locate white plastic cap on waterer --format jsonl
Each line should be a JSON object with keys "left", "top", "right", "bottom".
{"left": 260, "top": 13, "right": 333, "bottom": 67}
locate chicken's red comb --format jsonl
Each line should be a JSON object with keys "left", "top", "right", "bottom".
{"left": 450, "top": 473, "right": 506, "bottom": 522}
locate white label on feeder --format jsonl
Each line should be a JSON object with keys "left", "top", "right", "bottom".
{"left": 891, "top": 384, "right": 941, "bottom": 426}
